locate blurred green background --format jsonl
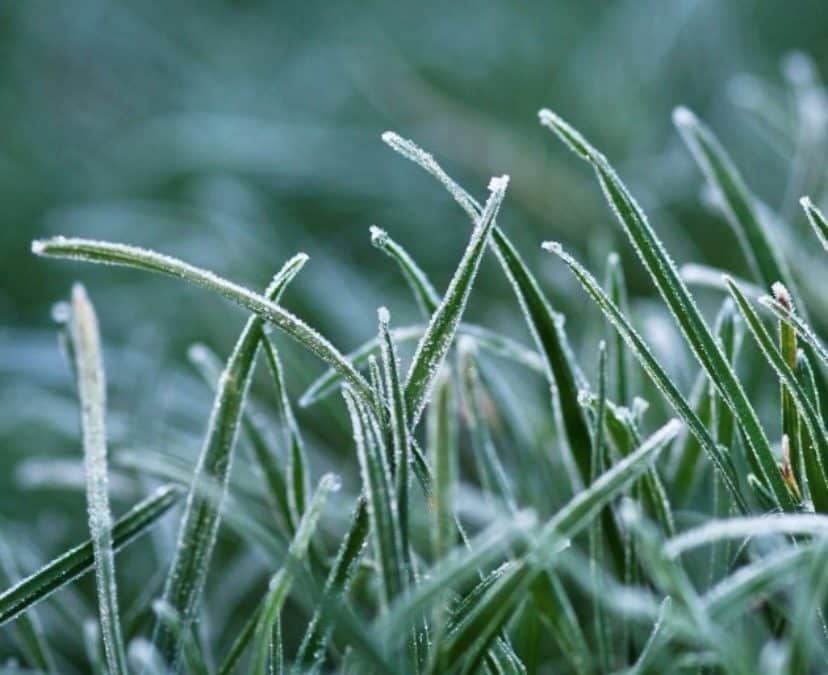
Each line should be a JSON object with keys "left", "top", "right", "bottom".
{"left": 2, "top": 0, "right": 827, "bottom": 668}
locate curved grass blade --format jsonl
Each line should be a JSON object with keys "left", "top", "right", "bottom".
{"left": 438, "top": 419, "right": 680, "bottom": 674}
{"left": 343, "top": 389, "right": 406, "bottom": 610}
{"left": 539, "top": 109, "right": 794, "bottom": 511}
{"left": 299, "top": 323, "right": 543, "bottom": 407}
{"left": 371, "top": 226, "right": 440, "bottom": 318}
{"left": 31, "top": 238, "right": 373, "bottom": 405}
{"left": 154, "top": 262, "right": 307, "bottom": 666}
{"left": 674, "top": 107, "right": 795, "bottom": 293}
{"left": 404, "top": 175, "right": 509, "bottom": 425}
{"left": 0, "top": 484, "right": 181, "bottom": 626}
{"left": 725, "top": 277, "right": 828, "bottom": 511}
{"left": 67, "top": 284, "right": 128, "bottom": 675}
{"left": 543, "top": 242, "right": 747, "bottom": 513}
{"left": 801, "top": 196, "right": 828, "bottom": 252}
{"left": 249, "top": 474, "right": 339, "bottom": 675}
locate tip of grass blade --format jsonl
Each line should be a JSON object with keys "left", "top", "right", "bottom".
{"left": 541, "top": 241, "right": 563, "bottom": 254}
{"left": 800, "top": 195, "right": 814, "bottom": 210}
{"left": 671, "top": 106, "right": 698, "bottom": 128}
{"left": 377, "top": 306, "right": 391, "bottom": 325}
{"left": 369, "top": 225, "right": 388, "bottom": 247}
{"left": 771, "top": 282, "right": 792, "bottom": 311}
{"left": 318, "top": 472, "right": 342, "bottom": 493}
{"left": 488, "top": 175, "right": 510, "bottom": 192}
{"left": 538, "top": 109, "right": 592, "bottom": 160}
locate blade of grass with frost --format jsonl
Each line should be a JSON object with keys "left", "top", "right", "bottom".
{"left": 627, "top": 597, "right": 672, "bottom": 675}
{"left": 801, "top": 196, "right": 828, "bottom": 252}
{"left": 382, "top": 131, "right": 594, "bottom": 491}
{"left": 604, "top": 253, "right": 632, "bottom": 404}
{"left": 378, "top": 308, "right": 412, "bottom": 567}
{"left": 725, "top": 277, "right": 828, "bottom": 511}
{"left": 188, "top": 343, "right": 294, "bottom": 534}
{"left": 67, "top": 284, "right": 128, "bottom": 675}
{"left": 760, "top": 294, "right": 828, "bottom": 368}
{"left": 429, "top": 368, "right": 457, "bottom": 566}
{"left": 293, "top": 498, "right": 369, "bottom": 674}
{"left": 775, "top": 284, "right": 804, "bottom": 500}
{"left": 543, "top": 242, "right": 747, "bottom": 513}
{"left": 0, "top": 538, "right": 55, "bottom": 673}
{"left": 404, "top": 175, "right": 509, "bottom": 425}
{"left": 300, "top": 323, "right": 543, "bottom": 407}
{"left": 674, "top": 107, "right": 796, "bottom": 295}
{"left": 151, "top": 601, "right": 208, "bottom": 675}
{"left": 32, "top": 237, "right": 373, "bottom": 406}
{"left": 437, "top": 419, "right": 680, "bottom": 674}
{"left": 680, "top": 263, "right": 765, "bottom": 300}
{"left": 154, "top": 263, "right": 305, "bottom": 666}
{"left": 371, "top": 226, "right": 440, "bottom": 318}
{"left": 539, "top": 110, "right": 794, "bottom": 512}
{"left": 261, "top": 336, "right": 309, "bottom": 526}
{"left": 0, "top": 485, "right": 180, "bottom": 626}
{"left": 458, "top": 338, "right": 516, "bottom": 510}
{"left": 343, "top": 389, "right": 405, "bottom": 610}
{"left": 249, "top": 474, "right": 339, "bottom": 675}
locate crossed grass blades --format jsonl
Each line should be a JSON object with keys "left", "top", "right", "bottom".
{"left": 6, "top": 91, "right": 828, "bottom": 673}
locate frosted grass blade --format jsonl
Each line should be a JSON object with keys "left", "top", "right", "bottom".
{"left": 154, "top": 261, "right": 307, "bottom": 666}
{"left": 674, "top": 107, "right": 795, "bottom": 293}
{"left": 543, "top": 242, "right": 747, "bottom": 513}
{"left": 151, "top": 600, "right": 208, "bottom": 675}
{"left": 628, "top": 597, "right": 672, "bottom": 675}
{"left": 32, "top": 237, "right": 373, "bottom": 405}
{"left": 249, "top": 474, "right": 339, "bottom": 675}
{"left": 604, "top": 252, "right": 632, "bottom": 404}
{"left": 0, "top": 485, "right": 181, "bottom": 626}
{"left": 342, "top": 389, "right": 405, "bottom": 610}
{"left": 404, "top": 175, "right": 509, "bottom": 424}
{"left": 725, "top": 278, "right": 828, "bottom": 510}
{"left": 760, "top": 294, "right": 828, "bottom": 368}
{"left": 539, "top": 109, "right": 794, "bottom": 511}
{"left": 801, "top": 196, "right": 828, "bottom": 252}
{"left": 428, "top": 368, "right": 457, "bottom": 566}
{"left": 371, "top": 226, "right": 440, "bottom": 318}
{"left": 67, "top": 284, "right": 128, "bottom": 675}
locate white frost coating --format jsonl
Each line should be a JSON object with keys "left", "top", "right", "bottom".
{"left": 377, "top": 306, "right": 390, "bottom": 325}
{"left": 50, "top": 301, "right": 70, "bottom": 323}
{"left": 665, "top": 514, "right": 828, "bottom": 558}
{"left": 541, "top": 241, "right": 562, "bottom": 255}
{"left": 187, "top": 342, "right": 211, "bottom": 365}
{"left": 68, "top": 284, "right": 128, "bottom": 675}
{"left": 369, "top": 225, "right": 388, "bottom": 247}
{"left": 671, "top": 105, "right": 697, "bottom": 128}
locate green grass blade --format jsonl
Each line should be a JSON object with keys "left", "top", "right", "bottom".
{"left": 371, "top": 226, "right": 440, "bottom": 318}
{"left": 404, "top": 175, "right": 509, "bottom": 425}
{"left": 539, "top": 109, "right": 794, "bottom": 511}
{"left": 0, "top": 484, "right": 181, "bottom": 625}
{"left": 725, "top": 277, "right": 828, "bottom": 510}
{"left": 428, "top": 368, "right": 457, "bottom": 566}
{"left": 673, "top": 107, "right": 794, "bottom": 292}
{"left": 801, "top": 196, "right": 828, "bottom": 252}
{"left": 760, "top": 294, "right": 828, "bottom": 368}
{"left": 543, "top": 241, "right": 747, "bottom": 513}
{"left": 151, "top": 600, "right": 209, "bottom": 675}
{"left": 249, "top": 474, "right": 339, "bottom": 675}
{"left": 627, "top": 597, "right": 672, "bottom": 675}
{"left": 32, "top": 238, "right": 373, "bottom": 405}
{"left": 604, "top": 252, "right": 632, "bottom": 405}
{"left": 66, "top": 284, "right": 128, "bottom": 675}
{"left": 342, "top": 388, "right": 406, "bottom": 610}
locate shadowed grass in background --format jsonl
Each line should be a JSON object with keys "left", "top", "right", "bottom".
{"left": 2, "top": 1, "right": 828, "bottom": 673}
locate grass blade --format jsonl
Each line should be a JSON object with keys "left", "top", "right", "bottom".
{"left": 249, "top": 474, "right": 339, "bottom": 674}
{"left": 67, "top": 284, "right": 128, "bottom": 675}
{"left": 604, "top": 252, "right": 632, "bottom": 405}
{"left": 0, "top": 485, "right": 181, "bottom": 626}
{"left": 32, "top": 238, "right": 373, "bottom": 405}
{"left": 371, "top": 226, "right": 440, "bottom": 318}
{"left": 342, "top": 388, "right": 406, "bottom": 610}
{"left": 404, "top": 175, "right": 509, "bottom": 425}
{"left": 539, "top": 109, "right": 794, "bottom": 511}
{"left": 543, "top": 241, "right": 747, "bottom": 513}
{"left": 801, "top": 196, "right": 828, "bottom": 252}
{"left": 429, "top": 368, "right": 457, "bottom": 565}
{"left": 725, "top": 277, "right": 828, "bottom": 510}
{"left": 760, "top": 294, "right": 828, "bottom": 368}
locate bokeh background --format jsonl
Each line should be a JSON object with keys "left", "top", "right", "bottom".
{"left": 2, "top": 0, "right": 827, "bottom": 669}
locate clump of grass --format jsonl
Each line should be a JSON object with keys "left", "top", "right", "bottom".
{"left": 9, "top": 72, "right": 828, "bottom": 674}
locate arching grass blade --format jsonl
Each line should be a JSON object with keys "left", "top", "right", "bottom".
{"left": 801, "top": 196, "right": 828, "bottom": 252}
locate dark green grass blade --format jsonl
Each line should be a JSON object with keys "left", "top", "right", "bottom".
{"left": 760, "top": 294, "right": 828, "bottom": 368}
{"left": 0, "top": 485, "right": 182, "bottom": 625}
{"left": 604, "top": 252, "right": 632, "bottom": 405}
{"left": 32, "top": 238, "right": 373, "bottom": 405}
{"left": 544, "top": 242, "right": 747, "bottom": 513}
{"left": 404, "top": 175, "right": 509, "bottom": 425}
{"left": 540, "top": 109, "right": 794, "bottom": 512}
{"left": 726, "top": 278, "right": 828, "bottom": 511}
{"left": 67, "top": 285, "right": 128, "bottom": 675}
{"left": 801, "top": 196, "right": 828, "bottom": 252}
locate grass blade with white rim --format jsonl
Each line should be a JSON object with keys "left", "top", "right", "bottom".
{"left": 800, "top": 196, "right": 828, "bottom": 253}
{"left": 725, "top": 277, "right": 828, "bottom": 510}
{"left": 249, "top": 474, "right": 340, "bottom": 675}
{"left": 604, "top": 252, "right": 632, "bottom": 405}
{"left": 543, "top": 241, "right": 747, "bottom": 513}
{"left": 342, "top": 388, "right": 406, "bottom": 610}
{"left": 760, "top": 294, "right": 828, "bottom": 368}
{"left": 539, "top": 109, "right": 794, "bottom": 512}
{"left": 67, "top": 284, "right": 128, "bottom": 675}
{"left": 32, "top": 238, "right": 373, "bottom": 406}
{"left": 371, "top": 226, "right": 440, "bottom": 318}
{"left": 404, "top": 174, "right": 509, "bottom": 425}
{"left": 154, "top": 260, "right": 306, "bottom": 666}
{"left": 0, "top": 485, "right": 181, "bottom": 626}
